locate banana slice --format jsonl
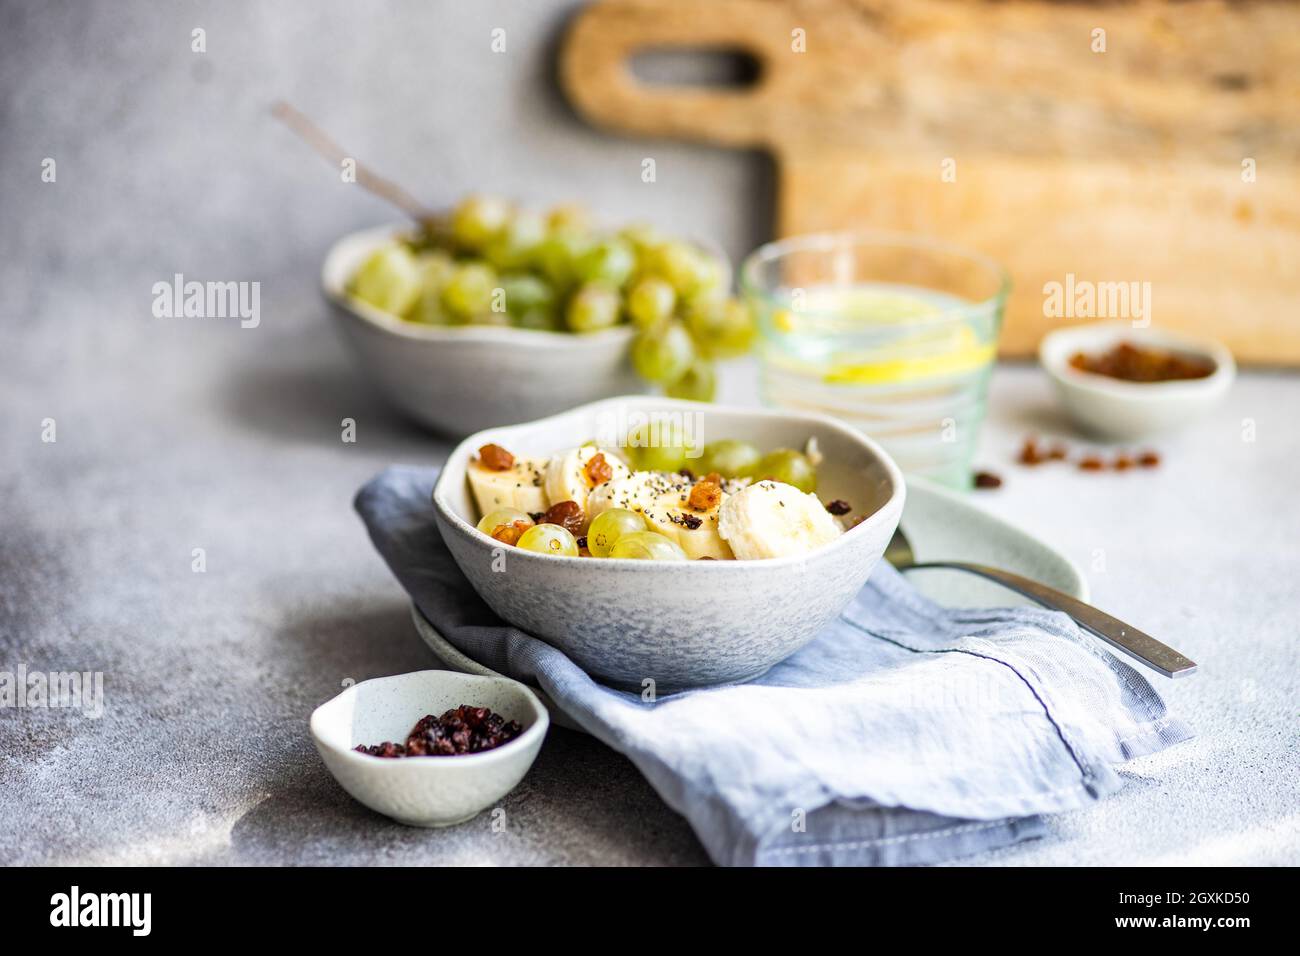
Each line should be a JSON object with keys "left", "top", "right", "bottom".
{"left": 543, "top": 446, "right": 631, "bottom": 517}
{"left": 718, "top": 480, "right": 842, "bottom": 560}
{"left": 643, "top": 487, "right": 734, "bottom": 560}
{"left": 467, "top": 455, "right": 549, "bottom": 517}
{"left": 585, "top": 471, "right": 675, "bottom": 523}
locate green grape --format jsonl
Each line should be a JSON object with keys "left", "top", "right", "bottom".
{"left": 631, "top": 321, "right": 695, "bottom": 385}
{"left": 476, "top": 508, "right": 535, "bottom": 541}
{"left": 483, "top": 210, "right": 545, "bottom": 271}
{"left": 665, "top": 359, "right": 717, "bottom": 402}
{"left": 687, "top": 297, "right": 756, "bottom": 359}
{"left": 690, "top": 253, "right": 727, "bottom": 301}
{"left": 575, "top": 239, "right": 636, "bottom": 288}
{"left": 586, "top": 508, "right": 648, "bottom": 557}
{"left": 696, "top": 439, "right": 761, "bottom": 479}
{"left": 441, "top": 262, "right": 498, "bottom": 319}
{"left": 566, "top": 281, "right": 623, "bottom": 333}
{"left": 409, "top": 251, "right": 457, "bottom": 324}
{"left": 647, "top": 242, "right": 718, "bottom": 297}
{"left": 609, "top": 531, "right": 687, "bottom": 561}
{"left": 619, "top": 223, "right": 665, "bottom": 257}
{"left": 499, "top": 273, "right": 555, "bottom": 319}
{"left": 516, "top": 523, "right": 579, "bottom": 556}
{"left": 626, "top": 276, "right": 677, "bottom": 329}
{"left": 451, "top": 195, "right": 513, "bottom": 251}
{"left": 546, "top": 203, "right": 592, "bottom": 236}
{"left": 537, "top": 233, "right": 594, "bottom": 292}
{"left": 754, "top": 448, "right": 817, "bottom": 493}
{"left": 348, "top": 244, "right": 423, "bottom": 317}
{"left": 621, "top": 423, "right": 695, "bottom": 472}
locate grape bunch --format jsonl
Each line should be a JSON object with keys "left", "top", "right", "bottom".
{"left": 346, "top": 195, "right": 757, "bottom": 401}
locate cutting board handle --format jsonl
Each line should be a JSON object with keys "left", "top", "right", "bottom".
{"left": 560, "top": 0, "right": 788, "bottom": 148}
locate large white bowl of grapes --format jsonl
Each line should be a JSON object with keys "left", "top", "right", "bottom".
{"left": 323, "top": 196, "right": 757, "bottom": 436}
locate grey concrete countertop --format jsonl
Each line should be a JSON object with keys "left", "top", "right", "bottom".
{"left": 2, "top": 0, "right": 1297, "bottom": 866}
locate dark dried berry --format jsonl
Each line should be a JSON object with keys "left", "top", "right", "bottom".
{"left": 1138, "top": 450, "right": 1161, "bottom": 468}
{"left": 355, "top": 704, "right": 524, "bottom": 758}
{"left": 541, "top": 500, "right": 585, "bottom": 536}
{"left": 1078, "top": 455, "right": 1105, "bottom": 471}
{"left": 1113, "top": 454, "right": 1134, "bottom": 471}
{"left": 973, "top": 471, "right": 1003, "bottom": 489}
{"left": 354, "top": 740, "right": 406, "bottom": 758}
{"left": 824, "top": 499, "right": 852, "bottom": 515}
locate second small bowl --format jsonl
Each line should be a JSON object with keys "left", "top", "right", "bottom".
{"left": 1039, "top": 322, "right": 1236, "bottom": 440}
{"left": 310, "top": 670, "right": 549, "bottom": 827}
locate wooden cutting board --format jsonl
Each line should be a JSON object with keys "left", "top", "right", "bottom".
{"left": 560, "top": 0, "right": 1300, "bottom": 362}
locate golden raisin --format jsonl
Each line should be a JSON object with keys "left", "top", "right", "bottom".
{"left": 584, "top": 452, "right": 613, "bottom": 487}
{"left": 542, "top": 500, "right": 585, "bottom": 536}
{"left": 478, "top": 443, "right": 514, "bottom": 471}
{"left": 488, "top": 520, "right": 529, "bottom": 546}
{"left": 687, "top": 479, "right": 722, "bottom": 512}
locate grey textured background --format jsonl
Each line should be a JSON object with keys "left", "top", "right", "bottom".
{"left": 2, "top": 0, "right": 1297, "bottom": 866}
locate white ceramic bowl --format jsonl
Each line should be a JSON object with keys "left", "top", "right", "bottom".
{"left": 310, "top": 670, "right": 548, "bottom": 827}
{"left": 1039, "top": 322, "right": 1235, "bottom": 440}
{"left": 432, "top": 396, "right": 906, "bottom": 690}
{"left": 322, "top": 225, "right": 729, "bottom": 436}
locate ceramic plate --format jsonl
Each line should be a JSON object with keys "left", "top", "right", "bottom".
{"left": 410, "top": 474, "right": 1087, "bottom": 731}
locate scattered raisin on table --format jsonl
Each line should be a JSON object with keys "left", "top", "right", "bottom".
{"left": 973, "top": 470, "right": 1003, "bottom": 489}
{"left": 1138, "top": 450, "right": 1161, "bottom": 468}
{"left": 1078, "top": 455, "right": 1105, "bottom": 471}
{"left": 478, "top": 443, "right": 514, "bottom": 471}
{"left": 1018, "top": 437, "right": 1047, "bottom": 466}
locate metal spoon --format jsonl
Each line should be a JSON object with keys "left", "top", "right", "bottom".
{"left": 885, "top": 526, "right": 1198, "bottom": 678}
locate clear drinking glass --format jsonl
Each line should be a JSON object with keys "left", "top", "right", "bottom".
{"left": 740, "top": 233, "right": 1009, "bottom": 490}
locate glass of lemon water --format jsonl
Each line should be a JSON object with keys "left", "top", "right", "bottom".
{"left": 740, "top": 233, "right": 1009, "bottom": 490}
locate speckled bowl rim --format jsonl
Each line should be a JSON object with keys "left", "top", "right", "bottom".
{"left": 310, "top": 670, "right": 550, "bottom": 769}
{"left": 432, "top": 395, "right": 907, "bottom": 570}
{"left": 1039, "top": 321, "right": 1236, "bottom": 402}
{"left": 321, "top": 222, "right": 726, "bottom": 350}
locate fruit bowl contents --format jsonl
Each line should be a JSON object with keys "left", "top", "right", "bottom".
{"left": 345, "top": 195, "right": 756, "bottom": 401}
{"left": 467, "top": 434, "right": 858, "bottom": 562}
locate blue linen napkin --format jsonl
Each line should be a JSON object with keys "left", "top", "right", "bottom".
{"left": 355, "top": 465, "right": 1191, "bottom": 866}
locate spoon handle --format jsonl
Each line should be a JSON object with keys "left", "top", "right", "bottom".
{"left": 905, "top": 562, "right": 1198, "bottom": 678}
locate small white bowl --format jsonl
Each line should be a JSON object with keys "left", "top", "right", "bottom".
{"left": 310, "top": 670, "right": 548, "bottom": 827}
{"left": 432, "top": 395, "right": 905, "bottom": 690}
{"left": 1039, "top": 322, "right": 1235, "bottom": 440}
{"left": 322, "top": 224, "right": 642, "bottom": 436}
